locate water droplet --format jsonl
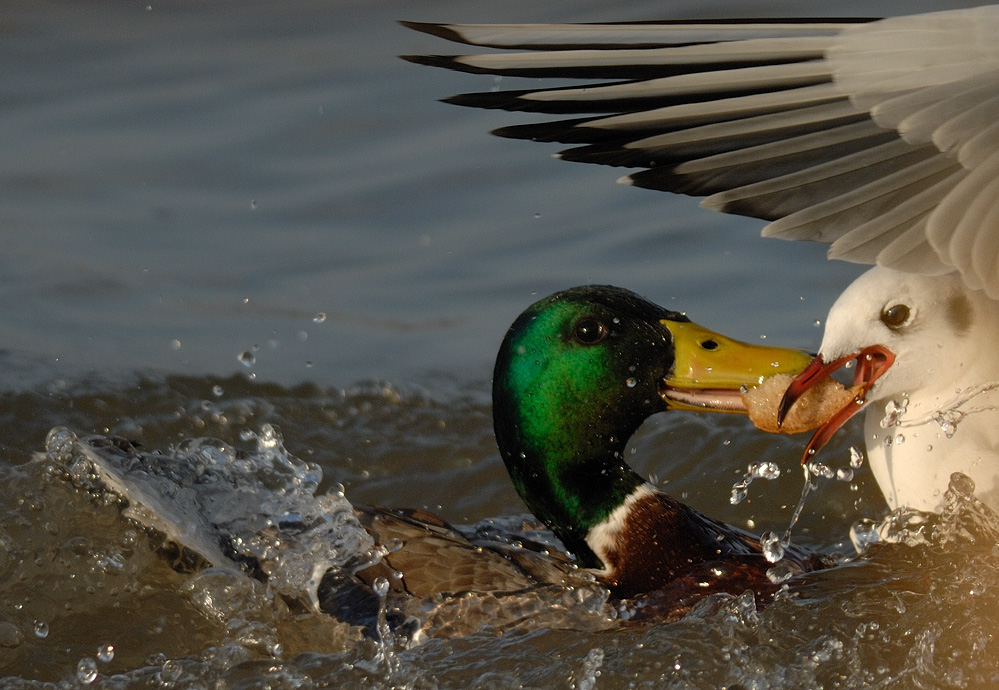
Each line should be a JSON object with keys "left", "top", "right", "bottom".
{"left": 894, "top": 434, "right": 905, "bottom": 446}
{"left": 119, "top": 530, "right": 138, "bottom": 549}
{"left": 730, "top": 487, "right": 748, "bottom": 505}
{"left": 948, "top": 472, "right": 976, "bottom": 498}
{"left": 761, "top": 531, "right": 785, "bottom": 563}
{"left": 576, "top": 647, "right": 605, "bottom": 690}
{"left": 159, "top": 659, "right": 184, "bottom": 684}
{"left": 170, "top": 339, "right": 182, "bottom": 351}
{"left": 766, "top": 561, "right": 797, "bottom": 584}
{"left": 250, "top": 199, "right": 258, "bottom": 210}
{"left": 238, "top": 351, "right": 256, "bottom": 368}
{"left": 313, "top": 312, "right": 327, "bottom": 324}
{"left": 76, "top": 658, "right": 98, "bottom": 684}
{"left": 625, "top": 377, "right": 637, "bottom": 388}
{"left": 813, "top": 319, "right": 822, "bottom": 327}
{"left": 751, "top": 461, "right": 780, "bottom": 480}
{"left": 934, "top": 409, "right": 964, "bottom": 438}
{"left": 807, "top": 460, "right": 834, "bottom": 480}
{"left": 97, "top": 644, "right": 114, "bottom": 663}
{"left": 45, "top": 427, "right": 77, "bottom": 462}
{"left": 33, "top": 621, "right": 49, "bottom": 639}
{"left": 836, "top": 467, "right": 854, "bottom": 482}
{"left": 849, "top": 446, "right": 864, "bottom": 468}
{"left": 850, "top": 520, "right": 881, "bottom": 555}
{"left": 880, "top": 396, "right": 908, "bottom": 428}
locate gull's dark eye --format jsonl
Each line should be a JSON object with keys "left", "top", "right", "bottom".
{"left": 572, "top": 318, "right": 607, "bottom": 345}
{"left": 881, "top": 303, "right": 911, "bottom": 330}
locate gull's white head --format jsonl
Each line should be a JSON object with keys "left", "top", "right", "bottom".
{"left": 782, "top": 266, "right": 999, "bottom": 512}
{"left": 819, "top": 267, "right": 984, "bottom": 406}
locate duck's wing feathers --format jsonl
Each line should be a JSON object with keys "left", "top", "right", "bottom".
{"left": 405, "top": 8, "right": 999, "bottom": 297}
{"left": 354, "top": 506, "right": 578, "bottom": 598}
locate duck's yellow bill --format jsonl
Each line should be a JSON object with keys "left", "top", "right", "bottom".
{"left": 659, "top": 320, "right": 814, "bottom": 413}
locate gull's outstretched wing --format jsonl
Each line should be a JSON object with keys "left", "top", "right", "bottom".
{"left": 404, "top": 8, "right": 999, "bottom": 296}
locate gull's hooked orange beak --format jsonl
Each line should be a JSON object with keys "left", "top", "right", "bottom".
{"left": 777, "top": 345, "right": 895, "bottom": 464}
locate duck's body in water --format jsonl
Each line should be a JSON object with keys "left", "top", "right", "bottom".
{"left": 54, "top": 286, "right": 827, "bottom": 630}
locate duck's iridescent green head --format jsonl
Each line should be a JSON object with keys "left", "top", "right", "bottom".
{"left": 492, "top": 285, "right": 811, "bottom": 567}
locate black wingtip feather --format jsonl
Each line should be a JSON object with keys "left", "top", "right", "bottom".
{"left": 493, "top": 118, "right": 607, "bottom": 143}
{"left": 443, "top": 90, "right": 662, "bottom": 115}
{"left": 398, "top": 21, "right": 470, "bottom": 45}
{"left": 400, "top": 54, "right": 473, "bottom": 71}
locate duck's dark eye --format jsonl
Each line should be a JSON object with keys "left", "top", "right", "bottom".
{"left": 701, "top": 339, "right": 719, "bottom": 351}
{"left": 881, "top": 304, "right": 911, "bottom": 330}
{"left": 572, "top": 318, "right": 607, "bottom": 345}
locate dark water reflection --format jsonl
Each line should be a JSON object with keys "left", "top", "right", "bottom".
{"left": 3, "top": 0, "right": 872, "bottom": 389}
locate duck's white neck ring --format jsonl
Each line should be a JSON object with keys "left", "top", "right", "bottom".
{"left": 584, "top": 483, "right": 657, "bottom": 577}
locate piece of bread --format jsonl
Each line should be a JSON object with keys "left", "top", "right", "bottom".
{"left": 743, "top": 374, "right": 862, "bottom": 434}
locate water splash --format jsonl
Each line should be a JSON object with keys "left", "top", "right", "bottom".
{"left": 730, "top": 461, "right": 781, "bottom": 505}
{"left": 885, "top": 380, "right": 999, "bottom": 433}
{"left": 806, "top": 459, "right": 834, "bottom": 480}
{"left": 933, "top": 409, "right": 964, "bottom": 438}
{"left": 761, "top": 531, "right": 784, "bottom": 564}
{"left": 849, "top": 446, "right": 864, "bottom": 468}
{"left": 849, "top": 508, "right": 933, "bottom": 555}
{"left": 932, "top": 472, "right": 999, "bottom": 548}
{"left": 779, "top": 465, "right": 819, "bottom": 556}
{"left": 574, "top": 647, "right": 605, "bottom": 690}
{"left": 766, "top": 561, "right": 801, "bottom": 584}
{"left": 356, "top": 577, "right": 401, "bottom": 677}
{"left": 76, "top": 657, "right": 98, "bottom": 685}
{"left": 879, "top": 396, "right": 909, "bottom": 428}
{"left": 43, "top": 426, "right": 373, "bottom": 616}
{"left": 96, "top": 644, "right": 114, "bottom": 663}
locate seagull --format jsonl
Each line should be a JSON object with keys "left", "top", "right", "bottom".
{"left": 404, "top": 7, "right": 999, "bottom": 513}
{"left": 780, "top": 266, "right": 999, "bottom": 513}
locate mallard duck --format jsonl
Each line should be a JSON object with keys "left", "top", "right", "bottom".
{"left": 60, "top": 285, "right": 822, "bottom": 632}
{"left": 488, "top": 285, "right": 824, "bottom": 601}
{"left": 404, "top": 8, "right": 999, "bottom": 514}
